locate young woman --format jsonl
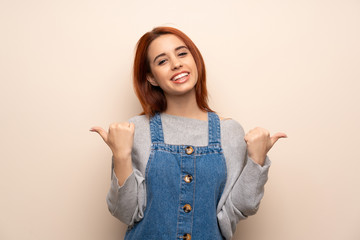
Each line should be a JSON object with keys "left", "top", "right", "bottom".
{"left": 90, "top": 27, "right": 286, "bottom": 240}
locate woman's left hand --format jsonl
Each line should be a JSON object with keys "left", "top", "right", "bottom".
{"left": 244, "top": 127, "right": 287, "bottom": 166}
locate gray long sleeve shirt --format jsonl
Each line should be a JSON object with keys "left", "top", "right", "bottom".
{"left": 107, "top": 113, "right": 271, "bottom": 239}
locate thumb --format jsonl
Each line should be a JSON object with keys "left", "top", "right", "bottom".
{"left": 270, "top": 132, "right": 287, "bottom": 147}
{"left": 90, "top": 126, "right": 108, "bottom": 143}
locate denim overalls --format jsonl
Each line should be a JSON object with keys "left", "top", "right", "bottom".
{"left": 125, "top": 112, "right": 227, "bottom": 240}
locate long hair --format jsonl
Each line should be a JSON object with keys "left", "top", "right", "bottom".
{"left": 133, "top": 26, "right": 212, "bottom": 116}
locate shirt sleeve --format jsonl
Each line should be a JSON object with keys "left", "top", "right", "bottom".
{"left": 216, "top": 119, "right": 271, "bottom": 239}
{"left": 106, "top": 157, "right": 147, "bottom": 226}
{"left": 230, "top": 156, "right": 271, "bottom": 216}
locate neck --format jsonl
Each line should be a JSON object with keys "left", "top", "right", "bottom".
{"left": 164, "top": 89, "right": 208, "bottom": 121}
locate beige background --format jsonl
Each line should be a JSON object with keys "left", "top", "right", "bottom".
{"left": 1, "top": 0, "right": 359, "bottom": 239}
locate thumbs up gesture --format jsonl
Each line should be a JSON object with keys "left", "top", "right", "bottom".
{"left": 90, "top": 122, "right": 135, "bottom": 186}
{"left": 244, "top": 127, "right": 287, "bottom": 166}
{"left": 90, "top": 122, "right": 135, "bottom": 161}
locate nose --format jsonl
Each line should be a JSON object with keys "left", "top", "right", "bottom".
{"left": 171, "top": 58, "right": 183, "bottom": 70}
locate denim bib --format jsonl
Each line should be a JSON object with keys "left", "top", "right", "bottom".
{"left": 125, "top": 112, "right": 227, "bottom": 240}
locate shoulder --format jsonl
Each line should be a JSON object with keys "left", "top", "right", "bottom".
{"left": 128, "top": 114, "right": 149, "bottom": 126}
{"left": 220, "top": 117, "right": 245, "bottom": 137}
{"left": 128, "top": 115, "right": 151, "bottom": 148}
{"left": 219, "top": 117, "right": 248, "bottom": 153}
{"left": 128, "top": 115, "right": 150, "bottom": 136}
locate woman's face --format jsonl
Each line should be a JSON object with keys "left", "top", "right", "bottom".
{"left": 146, "top": 34, "right": 198, "bottom": 98}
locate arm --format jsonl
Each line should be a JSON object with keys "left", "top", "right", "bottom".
{"left": 230, "top": 122, "right": 286, "bottom": 216}
{"left": 230, "top": 154, "right": 271, "bottom": 216}
{"left": 216, "top": 120, "right": 285, "bottom": 239}
{"left": 90, "top": 121, "right": 147, "bottom": 225}
{"left": 232, "top": 125, "right": 286, "bottom": 215}
{"left": 217, "top": 155, "right": 271, "bottom": 240}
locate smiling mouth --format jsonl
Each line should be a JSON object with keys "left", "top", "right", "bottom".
{"left": 171, "top": 72, "right": 189, "bottom": 81}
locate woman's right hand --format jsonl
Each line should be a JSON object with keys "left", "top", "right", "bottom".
{"left": 90, "top": 122, "right": 135, "bottom": 186}
{"left": 90, "top": 122, "right": 135, "bottom": 162}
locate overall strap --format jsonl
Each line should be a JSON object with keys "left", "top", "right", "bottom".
{"left": 149, "top": 112, "right": 165, "bottom": 144}
{"left": 208, "top": 112, "right": 221, "bottom": 145}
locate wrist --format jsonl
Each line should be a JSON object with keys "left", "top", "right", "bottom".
{"left": 114, "top": 163, "right": 133, "bottom": 187}
{"left": 249, "top": 154, "right": 266, "bottom": 166}
{"left": 113, "top": 151, "right": 131, "bottom": 162}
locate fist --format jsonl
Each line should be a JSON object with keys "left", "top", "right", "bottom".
{"left": 244, "top": 127, "right": 287, "bottom": 166}
{"left": 90, "top": 122, "right": 135, "bottom": 161}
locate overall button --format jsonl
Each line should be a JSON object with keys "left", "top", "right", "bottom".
{"left": 184, "top": 174, "right": 193, "bottom": 183}
{"left": 182, "top": 233, "right": 191, "bottom": 240}
{"left": 185, "top": 146, "right": 194, "bottom": 155}
{"left": 183, "top": 204, "right": 192, "bottom": 213}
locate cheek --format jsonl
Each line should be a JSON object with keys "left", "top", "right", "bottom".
{"left": 152, "top": 71, "right": 169, "bottom": 86}
{"left": 150, "top": 68, "right": 163, "bottom": 79}
{"left": 154, "top": 71, "right": 167, "bottom": 81}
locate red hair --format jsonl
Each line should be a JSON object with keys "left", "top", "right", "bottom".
{"left": 133, "top": 26, "right": 213, "bottom": 116}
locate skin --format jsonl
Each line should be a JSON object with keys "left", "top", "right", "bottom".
{"left": 90, "top": 34, "right": 287, "bottom": 186}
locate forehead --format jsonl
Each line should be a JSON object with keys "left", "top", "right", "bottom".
{"left": 147, "top": 34, "right": 186, "bottom": 58}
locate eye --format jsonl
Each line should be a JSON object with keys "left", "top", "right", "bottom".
{"left": 178, "top": 52, "right": 188, "bottom": 57}
{"left": 158, "top": 59, "right": 167, "bottom": 65}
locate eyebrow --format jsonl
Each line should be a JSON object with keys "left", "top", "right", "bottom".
{"left": 153, "top": 46, "right": 188, "bottom": 63}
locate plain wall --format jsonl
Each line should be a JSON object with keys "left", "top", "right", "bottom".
{"left": 1, "top": 0, "right": 359, "bottom": 239}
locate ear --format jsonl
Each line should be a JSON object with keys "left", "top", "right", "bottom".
{"left": 146, "top": 74, "right": 159, "bottom": 86}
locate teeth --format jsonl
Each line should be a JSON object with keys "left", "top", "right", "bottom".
{"left": 173, "top": 72, "right": 189, "bottom": 81}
